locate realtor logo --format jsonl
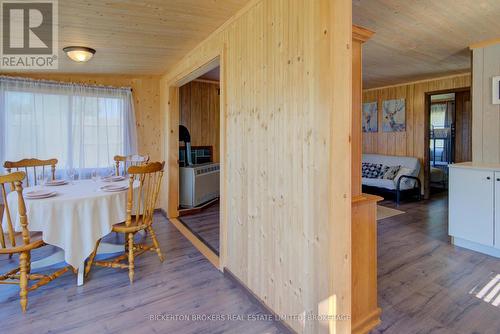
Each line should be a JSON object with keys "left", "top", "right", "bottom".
{"left": 1, "top": 0, "right": 58, "bottom": 69}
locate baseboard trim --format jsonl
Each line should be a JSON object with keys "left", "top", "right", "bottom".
{"left": 452, "top": 237, "right": 500, "bottom": 258}
{"left": 223, "top": 268, "right": 296, "bottom": 334}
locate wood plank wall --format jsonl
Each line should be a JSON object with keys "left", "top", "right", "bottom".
{"left": 363, "top": 74, "right": 471, "bottom": 189}
{"left": 179, "top": 80, "right": 220, "bottom": 161}
{"left": 472, "top": 43, "right": 500, "bottom": 163}
{"left": 161, "top": 0, "right": 352, "bottom": 332}
{"left": 0, "top": 73, "right": 162, "bottom": 163}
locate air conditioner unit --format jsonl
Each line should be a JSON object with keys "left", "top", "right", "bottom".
{"left": 179, "top": 163, "right": 220, "bottom": 208}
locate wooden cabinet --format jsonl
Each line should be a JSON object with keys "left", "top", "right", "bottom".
{"left": 352, "top": 194, "right": 381, "bottom": 334}
{"left": 449, "top": 167, "right": 494, "bottom": 246}
{"left": 449, "top": 163, "right": 500, "bottom": 257}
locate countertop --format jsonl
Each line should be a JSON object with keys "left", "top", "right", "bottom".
{"left": 448, "top": 161, "right": 500, "bottom": 171}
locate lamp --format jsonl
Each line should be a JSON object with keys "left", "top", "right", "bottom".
{"left": 63, "top": 46, "right": 96, "bottom": 62}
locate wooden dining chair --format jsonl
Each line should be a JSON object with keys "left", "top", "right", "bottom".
{"left": 85, "top": 161, "right": 165, "bottom": 283}
{"left": 4, "top": 158, "right": 58, "bottom": 188}
{"left": 114, "top": 154, "right": 149, "bottom": 176}
{"left": 0, "top": 172, "right": 70, "bottom": 312}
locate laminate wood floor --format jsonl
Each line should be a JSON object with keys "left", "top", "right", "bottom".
{"left": 179, "top": 204, "right": 220, "bottom": 255}
{"left": 373, "top": 193, "right": 500, "bottom": 334}
{"left": 6, "top": 195, "right": 499, "bottom": 333}
{"left": 0, "top": 213, "right": 286, "bottom": 334}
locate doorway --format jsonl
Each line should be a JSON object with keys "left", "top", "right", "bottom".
{"left": 425, "top": 88, "right": 471, "bottom": 197}
{"left": 177, "top": 66, "right": 221, "bottom": 256}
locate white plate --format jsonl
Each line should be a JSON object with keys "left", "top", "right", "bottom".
{"left": 102, "top": 176, "right": 126, "bottom": 182}
{"left": 25, "top": 190, "right": 57, "bottom": 199}
{"left": 45, "top": 180, "right": 68, "bottom": 186}
{"left": 100, "top": 185, "right": 128, "bottom": 192}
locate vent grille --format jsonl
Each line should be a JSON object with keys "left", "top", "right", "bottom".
{"left": 196, "top": 165, "right": 220, "bottom": 175}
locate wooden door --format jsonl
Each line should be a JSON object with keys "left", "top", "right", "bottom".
{"left": 454, "top": 90, "right": 472, "bottom": 162}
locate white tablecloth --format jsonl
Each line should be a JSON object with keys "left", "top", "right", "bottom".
{"left": 2, "top": 179, "right": 137, "bottom": 268}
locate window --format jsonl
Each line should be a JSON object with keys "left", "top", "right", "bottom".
{"left": 0, "top": 76, "right": 137, "bottom": 173}
{"left": 430, "top": 103, "right": 448, "bottom": 150}
{"left": 430, "top": 103, "right": 447, "bottom": 128}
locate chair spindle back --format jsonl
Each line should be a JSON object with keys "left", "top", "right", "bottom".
{"left": 126, "top": 162, "right": 164, "bottom": 227}
{"left": 0, "top": 172, "right": 29, "bottom": 249}
{"left": 114, "top": 155, "right": 149, "bottom": 177}
{"left": 4, "top": 158, "right": 57, "bottom": 189}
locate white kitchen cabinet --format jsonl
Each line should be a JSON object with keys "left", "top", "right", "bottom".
{"left": 449, "top": 163, "right": 500, "bottom": 257}
{"left": 449, "top": 167, "right": 494, "bottom": 246}
{"left": 495, "top": 172, "right": 500, "bottom": 250}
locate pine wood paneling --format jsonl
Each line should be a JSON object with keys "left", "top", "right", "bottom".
{"left": 15, "top": 0, "right": 251, "bottom": 75}
{"left": 1, "top": 73, "right": 162, "bottom": 162}
{"left": 363, "top": 74, "right": 471, "bottom": 192}
{"left": 471, "top": 43, "right": 500, "bottom": 163}
{"left": 353, "top": 0, "right": 500, "bottom": 88}
{"left": 161, "top": 0, "right": 353, "bottom": 332}
{"left": 179, "top": 81, "right": 221, "bottom": 161}
{"left": 36, "top": 1, "right": 500, "bottom": 88}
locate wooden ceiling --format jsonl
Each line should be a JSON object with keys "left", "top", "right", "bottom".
{"left": 354, "top": 0, "right": 500, "bottom": 89}
{"left": 45, "top": 0, "right": 249, "bottom": 74}
{"left": 9, "top": 0, "right": 499, "bottom": 88}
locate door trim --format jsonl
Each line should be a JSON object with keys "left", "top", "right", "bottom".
{"left": 424, "top": 87, "right": 470, "bottom": 199}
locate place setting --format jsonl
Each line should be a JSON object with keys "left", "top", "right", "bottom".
{"left": 99, "top": 183, "right": 129, "bottom": 193}
{"left": 24, "top": 189, "right": 58, "bottom": 200}
{"left": 45, "top": 179, "right": 69, "bottom": 186}
{"left": 96, "top": 170, "right": 129, "bottom": 192}
{"left": 101, "top": 175, "right": 127, "bottom": 183}
{"left": 23, "top": 175, "right": 69, "bottom": 200}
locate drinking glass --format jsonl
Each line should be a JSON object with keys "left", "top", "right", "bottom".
{"left": 91, "top": 169, "right": 98, "bottom": 182}
{"left": 67, "top": 168, "right": 76, "bottom": 184}
{"left": 36, "top": 172, "right": 46, "bottom": 188}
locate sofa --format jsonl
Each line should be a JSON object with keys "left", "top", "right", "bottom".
{"left": 362, "top": 153, "right": 421, "bottom": 205}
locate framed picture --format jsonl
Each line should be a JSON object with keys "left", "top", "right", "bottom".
{"left": 382, "top": 99, "right": 406, "bottom": 132}
{"left": 493, "top": 76, "right": 500, "bottom": 105}
{"left": 362, "top": 102, "right": 378, "bottom": 132}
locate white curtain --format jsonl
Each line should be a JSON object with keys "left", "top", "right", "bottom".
{"left": 430, "top": 103, "right": 447, "bottom": 128}
{"left": 0, "top": 76, "right": 137, "bottom": 175}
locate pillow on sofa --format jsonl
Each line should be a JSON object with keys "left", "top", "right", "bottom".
{"left": 380, "top": 165, "right": 401, "bottom": 180}
{"left": 395, "top": 167, "right": 415, "bottom": 187}
{"left": 362, "top": 163, "right": 383, "bottom": 178}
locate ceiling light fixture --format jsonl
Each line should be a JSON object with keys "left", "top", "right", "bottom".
{"left": 63, "top": 46, "right": 96, "bottom": 62}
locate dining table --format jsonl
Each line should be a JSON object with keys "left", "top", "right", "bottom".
{"left": 1, "top": 177, "right": 139, "bottom": 286}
